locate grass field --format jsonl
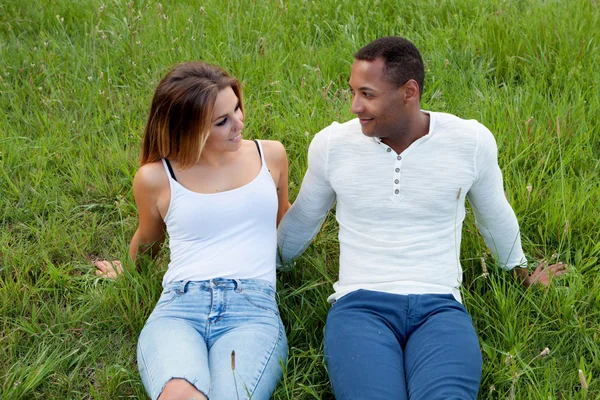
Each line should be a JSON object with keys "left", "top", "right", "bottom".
{"left": 1, "top": 0, "right": 599, "bottom": 398}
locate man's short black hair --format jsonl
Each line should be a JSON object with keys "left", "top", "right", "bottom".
{"left": 354, "top": 36, "right": 424, "bottom": 95}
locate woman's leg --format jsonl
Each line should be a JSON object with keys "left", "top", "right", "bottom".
{"left": 159, "top": 378, "right": 207, "bottom": 400}
{"left": 137, "top": 283, "right": 212, "bottom": 400}
{"left": 207, "top": 280, "right": 288, "bottom": 400}
{"left": 138, "top": 318, "right": 210, "bottom": 400}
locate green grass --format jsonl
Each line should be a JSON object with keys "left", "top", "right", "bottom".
{"left": 1, "top": 0, "right": 599, "bottom": 398}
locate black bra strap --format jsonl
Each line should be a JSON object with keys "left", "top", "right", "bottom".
{"left": 253, "top": 139, "right": 262, "bottom": 158}
{"left": 164, "top": 159, "right": 177, "bottom": 181}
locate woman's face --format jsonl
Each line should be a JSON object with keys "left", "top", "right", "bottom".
{"left": 203, "top": 86, "right": 244, "bottom": 153}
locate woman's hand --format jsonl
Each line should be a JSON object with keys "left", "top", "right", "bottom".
{"left": 94, "top": 260, "right": 123, "bottom": 279}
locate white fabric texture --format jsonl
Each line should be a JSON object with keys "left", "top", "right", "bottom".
{"left": 277, "top": 112, "right": 527, "bottom": 303}
{"left": 162, "top": 140, "right": 278, "bottom": 287}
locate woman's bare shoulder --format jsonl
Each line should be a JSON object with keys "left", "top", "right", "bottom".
{"left": 134, "top": 161, "right": 169, "bottom": 192}
{"left": 259, "top": 140, "right": 287, "bottom": 162}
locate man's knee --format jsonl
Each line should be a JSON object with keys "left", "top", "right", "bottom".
{"left": 158, "top": 378, "right": 207, "bottom": 400}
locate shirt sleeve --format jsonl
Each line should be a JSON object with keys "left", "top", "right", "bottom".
{"left": 276, "top": 128, "right": 337, "bottom": 268}
{"left": 467, "top": 123, "right": 528, "bottom": 270}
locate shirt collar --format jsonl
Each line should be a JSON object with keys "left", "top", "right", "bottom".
{"left": 368, "top": 111, "right": 433, "bottom": 146}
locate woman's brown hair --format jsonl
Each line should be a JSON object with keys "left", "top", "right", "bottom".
{"left": 140, "top": 61, "right": 243, "bottom": 169}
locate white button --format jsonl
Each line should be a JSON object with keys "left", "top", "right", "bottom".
{"left": 395, "top": 179, "right": 399, "bottom": 184}
{"left": 386, "top": 148, "right": 391, "bottom": 152}
{"left": 395, "top": 168, "right": 400, "bottom": 172}
{"left": 394, "top": 189, "right": 399, "bottom": 194}
{"left": 397, "top": 155, "right": 402, "bottom": 160}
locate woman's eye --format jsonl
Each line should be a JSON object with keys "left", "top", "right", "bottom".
{"left": 216, "top": 118, "right": 227, "bottom": 126}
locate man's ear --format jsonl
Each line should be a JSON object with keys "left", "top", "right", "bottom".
{"left": 403, "top": 79, "right": 421, "bottom": 102}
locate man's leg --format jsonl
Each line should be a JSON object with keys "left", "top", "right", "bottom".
{"left": 404, "top": 294, "right": 482, "bottom": 400}
{"left": 324, "top": 290, "right": 408, "bottom": 400}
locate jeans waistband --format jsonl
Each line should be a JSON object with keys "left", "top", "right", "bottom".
{"left": 163, "top": 278, "right": 275, "bottom": 295}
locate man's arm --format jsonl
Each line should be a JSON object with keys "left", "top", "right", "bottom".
{"left": 277, "top": 129, "right": 336, "bottom": 266}
{"left": 467, "top": 124, "right": 566, "bottom": 286}
{"left": 467, "top": 124, "right": 527, "bottom": 271}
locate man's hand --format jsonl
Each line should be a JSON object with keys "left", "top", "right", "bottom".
{"left": 94, "top": 260, "right": 123, "bottom": 279}
{"left": 514, "top": 261, "right": 568, "bottom": 287}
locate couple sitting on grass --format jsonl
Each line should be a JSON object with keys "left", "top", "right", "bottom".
{"left": 94, "top": 36, "right": 566, "bottom": 400}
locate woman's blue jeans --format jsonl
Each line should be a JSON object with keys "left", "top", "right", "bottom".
{"left": 137, "top": 278, "right": 287, "bottom": 400}
{"left": 324, "top": 290, "right": 482, "bottom": 400}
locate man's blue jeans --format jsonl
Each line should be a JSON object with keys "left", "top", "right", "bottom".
{"left": 324, "top": 290, "right": 482, "bottom": 400}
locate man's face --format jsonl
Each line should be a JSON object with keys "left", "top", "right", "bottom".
{"left": 349, "top": 58, "right": 406, "bottom": 138}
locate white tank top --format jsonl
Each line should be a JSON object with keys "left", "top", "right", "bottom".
{"left": 161, "top": 140, "right": 278, "bottom": 287}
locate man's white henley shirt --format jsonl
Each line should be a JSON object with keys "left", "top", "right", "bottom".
{"left": 277, "top": 111, "right": 527, "bottom": 303}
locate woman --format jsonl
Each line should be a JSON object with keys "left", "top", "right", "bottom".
{"left": 94, "top": 61, "right": 290, "bottom": 400}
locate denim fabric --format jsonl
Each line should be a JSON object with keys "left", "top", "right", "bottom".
{"left": 324, "top": 290, "right": 482, "bottom": 400}
{"left": 137, "top": 278, "right": 287, "bottom": 400}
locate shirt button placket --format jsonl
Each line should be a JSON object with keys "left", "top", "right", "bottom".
{"left": 394, "top": 155, "right": 402, "bottom": 196}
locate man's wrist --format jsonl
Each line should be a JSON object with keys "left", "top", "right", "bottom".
{"left": 513, "top": 267, "right": 532, "bottom": 287}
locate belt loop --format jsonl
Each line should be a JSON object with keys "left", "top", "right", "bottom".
{"left": 234, "top": 279, "right": 242, "bottom": 292}
{"left": 180, "top": 280, "right": 189, "bottom": 294}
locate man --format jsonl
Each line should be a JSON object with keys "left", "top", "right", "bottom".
{"left": 277, "top": 37, "right": 566, "bottom": 399}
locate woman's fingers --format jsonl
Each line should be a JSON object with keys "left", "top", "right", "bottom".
{"left": 93, "top": 260, "right": 123, "bottom": 278}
